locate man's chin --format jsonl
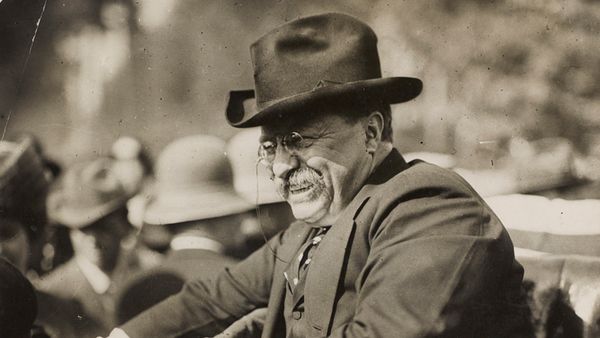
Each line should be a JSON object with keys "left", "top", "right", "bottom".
{"left": 289, "top": 200, "right": 330, "bottom": 224}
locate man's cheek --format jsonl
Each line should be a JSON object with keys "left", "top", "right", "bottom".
{"left": 306, "top": 157, "right": 348, "bottom": 186}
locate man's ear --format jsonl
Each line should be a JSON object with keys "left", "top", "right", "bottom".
{"left": 365, "top": 111, "right": 384, "bottom": 154}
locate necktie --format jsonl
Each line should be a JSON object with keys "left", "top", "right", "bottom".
{"left": 286, "top": 226, "right": 330, "bottom": 295}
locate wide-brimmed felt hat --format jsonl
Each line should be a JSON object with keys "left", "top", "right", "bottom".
{"left": 47, "top": 158, "right": 129, "bottom": 229}
{"left": 227, "top": 128, "right": 284, "bottom": 205}
{"left": 226, "top": 12, "right": 423, "bottom": 128}
{"left": 143, "top": 135, "right": 253, "bottom": 225}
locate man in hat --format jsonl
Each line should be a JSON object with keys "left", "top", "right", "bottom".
{"left": 36, "top": 157, "right": 145, "bottom": 338}
{"left": 138, "top": 134, "right": 256, "bottom": 264}
{"left": 108, "top": 13, "right": 530, "bottom": 338}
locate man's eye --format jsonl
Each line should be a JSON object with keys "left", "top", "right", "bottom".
{"left": 286, "top": 132, "right": 314, "bottom": 149}
{"left": 287, "top": 132, "right": 303, "bottom": 144}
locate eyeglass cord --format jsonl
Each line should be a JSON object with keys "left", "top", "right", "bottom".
{"left": 255, "top": 159, "right": 290, "bottom": 264}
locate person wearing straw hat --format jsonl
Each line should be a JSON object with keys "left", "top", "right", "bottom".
{"left": 109, "top": 13, "right": 530, "bottom": 338}
{"left": 111, "top": 135, "right": 255, "bottom": 337}
{"left": 138, "top": 135, "right": 256, "bottom": 265}
{"left": 36, "top": 157, "right": 145, "bottom": 338}
{"left": 227, "top": 128, "right": 295, "bottom": 255}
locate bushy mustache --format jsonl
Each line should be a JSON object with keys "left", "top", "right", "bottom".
{"left": 288, "top": 167, "right": 323, "bottom": 188}
{"left": 277, "top": 167, "right": 327, "bottom": 198}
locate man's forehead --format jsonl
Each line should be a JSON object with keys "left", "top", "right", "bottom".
{"left": 260, "top": 123, "right": 300, "bottom": 139}
{"left": 261, "top": 122, "right": 300, "bottom": 139}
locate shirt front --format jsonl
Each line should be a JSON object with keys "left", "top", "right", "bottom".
{"left": 283, "top": 226, "right": 330, "bottom": 338}
{"left": 76, "top": 256, "right": 111, "bottom": 294}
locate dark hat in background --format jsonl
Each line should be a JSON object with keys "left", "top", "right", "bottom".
{"left": 0, "top": 257, "right": 37, "bottom": 338}
{"left": 46, "top": 157, "right": 130, "bottom": 229}
{"left": 0, "top": 136, "right": 52, "bottom": 228}
{"left": 226, "top": 12, "right": 423, "bottom": 128}
{"left": 143, "top": 135, "right": 253, "bottom": 225}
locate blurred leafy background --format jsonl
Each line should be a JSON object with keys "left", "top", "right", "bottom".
{"left": 1, "top": 0, "right": 599, "bottom": 168}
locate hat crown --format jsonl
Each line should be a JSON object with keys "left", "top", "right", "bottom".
{"left": 48, "top": 158, "right": 128, "bottom": 227}
{"left": 144, "top": 135, "right": 252, "bottom": 225}
{"left": 155, "top": 135, "right": 233, "bottom": 193}
{"left": 225, "top": 13, "right": 422, "bottom": 128}
{"left": 251, "top": 13, "right": 381, "bottom": 108}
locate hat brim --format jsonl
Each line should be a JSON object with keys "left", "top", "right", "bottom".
{"left": 48, "top": 197, "right": 127, "bottom": 229}
{"left": 143, "top": 189, "right": 254, "bottom": 225}
{"left": 226, "top": 76, "right": 423, "bottom": 128}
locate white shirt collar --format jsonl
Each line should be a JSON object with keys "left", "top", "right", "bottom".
{"left": 169, "top": 234, "right": 225, "bottom": 253}
{"left": 75, "top": 256, "right": 111, "bottom": 294}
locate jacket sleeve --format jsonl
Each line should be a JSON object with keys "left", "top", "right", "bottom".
{"left": 328, "top": 188, "right": 524, "bottom": 337}
{"left": 120, "top": 231, "right": 288, "bottom": 338}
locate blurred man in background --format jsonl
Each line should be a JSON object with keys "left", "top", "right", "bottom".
{"left": 138, "top": 134, "right": 255, "bottom": 276}
{"left": 36, "top": 157, "right": 145, "bottom": 338}
{"left": 0, "top": 135, "right": 57, "bottom": 338}
{"left": 113, "top": 135, "right": 255, "bottom": 336}
{"left": 0, "top": 136, "right": 54, "bottom": 274}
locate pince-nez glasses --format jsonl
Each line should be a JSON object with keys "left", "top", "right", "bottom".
{"left": 258, "top": 132, "right": 314, "bottom": 166}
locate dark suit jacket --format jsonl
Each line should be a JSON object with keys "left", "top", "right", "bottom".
{"left": 114, "top": 247, "right": 237, "bottom": 329}
{"left": 35, "top": 259, "right": 118, "bottom": 338}
{"left": 161, "top": 248, "right": 238, "bottom": 282}
{"left": 36, "top": 249, "right": 145, "bottom": 338}
{"left": 122, "top": 149, "right": 530, "bottom": 338}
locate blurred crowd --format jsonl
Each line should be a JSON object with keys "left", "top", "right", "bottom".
{"left": 0, "top": 130, "right": 295, "bottom": 338}
{"left": 2, "top": 127, "right": 600, "bottom": 337}
{"left": 2, "top": 1, "right": 600, "bottom": 337}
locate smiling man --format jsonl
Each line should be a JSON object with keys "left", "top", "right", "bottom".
{"left": 108, "top": 13, "right": 531, "bottom": 338}
{"left": 260, "top": 112, "right": 386, "bottom": 226}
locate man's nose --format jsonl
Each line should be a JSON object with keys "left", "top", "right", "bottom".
{"left": 271, "top": 147, "right": 298, "bottom": 179}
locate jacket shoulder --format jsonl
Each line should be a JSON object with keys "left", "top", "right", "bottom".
{"left": 360, "top": 161, "right": 498, "bottom": 239}
{"left": 379, "top": 161, "right": 478, "bottom": 199}
{"left": 162, "top": 249, "right": 238, "bottom": 281}
{"left": 35, "top": 259, "right": 86, "bottom": 295}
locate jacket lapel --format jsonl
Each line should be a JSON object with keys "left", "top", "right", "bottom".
{"left": 303, "top": 149, "right": 409, "bottom": 336}
{"left": 304, "top": 194, "right": 370, "bottom": 336}
{"left": 265, "top": 149, "right": 410, "bottom": 337}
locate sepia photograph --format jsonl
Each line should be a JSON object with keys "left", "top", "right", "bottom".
{"left": 1, "top": 0, "right": 600, "bottom": 337}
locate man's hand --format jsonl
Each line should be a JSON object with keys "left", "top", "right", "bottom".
{"left": 213, "top": 308, "right": 268, "bottom": 338}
